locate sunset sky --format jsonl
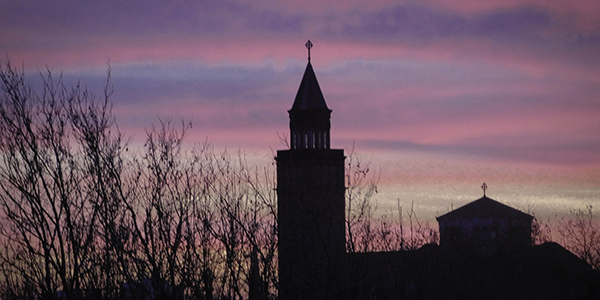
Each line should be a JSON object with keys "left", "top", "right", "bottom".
{"left": 2, "top": 0, "right": 599, "bottom": 221}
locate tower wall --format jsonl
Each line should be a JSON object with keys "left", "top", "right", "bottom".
{"left": 277, "top": 149, "right": 346, "bottom": 300}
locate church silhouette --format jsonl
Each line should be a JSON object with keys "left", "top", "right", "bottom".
{"left": 275, "top": 41, "right": 600, "bottom": 300}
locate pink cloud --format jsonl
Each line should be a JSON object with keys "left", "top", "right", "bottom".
{"left": 2, "top": 0, "right": 599, "bottom": 170}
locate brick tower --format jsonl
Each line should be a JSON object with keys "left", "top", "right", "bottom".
{"left": 276, "top": 41, "right": 346, "bottom": 300}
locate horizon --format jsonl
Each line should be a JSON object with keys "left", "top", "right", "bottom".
{"left": 2, "top": 0, "right": 599, "bottom": 221}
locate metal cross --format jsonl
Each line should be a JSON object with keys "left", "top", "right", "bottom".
{"left": 481, "top": 182, "right": 488, "bottom": 196}
{"left": 305, "top": 40, "right": 313, "bottom": 61}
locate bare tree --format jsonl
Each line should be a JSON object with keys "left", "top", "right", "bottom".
{"left": 344, "top": 146, "right": 439, "bottom": 253}
{"left": 114, "top": 118, "right": 279, "bottom": 300}
{"left": 68, "top": 66, "right": 134, "bottom": 297}
{"left": 345, "top": 146, "right": 380, "bottom": 253}
{"left": 114, "top": 118, "right": 195, "bottom": 299}
{"left": 198, "top": 147, "right": 277, "bottom": 300}
{"left": 1, "top": 58, "right": 460, "bottom": 299}
{"left": 558, "top": 205, "right": 600, "bottom": 270}
{"left": 234, "top": 155, "right": 278, "bottom": 300}
{"left": 530, "top": 214, "right": 552, "bottom": 246}
{"left": 0, "top": 60, "right": 120, "bottom": 299}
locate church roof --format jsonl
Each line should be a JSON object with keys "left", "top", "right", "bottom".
{"left": 436, "top": 196, "right": 533, "bottom": 222}
{"left": 290, "top": 62, "right": 330, "bottom": 111}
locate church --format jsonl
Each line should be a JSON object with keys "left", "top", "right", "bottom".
{"left": 276, "top": 41, "right": 600, "bottom": 300}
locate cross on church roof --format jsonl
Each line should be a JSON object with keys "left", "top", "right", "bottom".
{"left": 306, "top": 40, "right": 313, "bottom": 61}
{"left": 481, "top": 182, "right": 488, "bottom": 196}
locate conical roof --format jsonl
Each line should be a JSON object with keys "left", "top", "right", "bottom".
{"left": 290, "top": 62, "right": 329, "bottom": 111}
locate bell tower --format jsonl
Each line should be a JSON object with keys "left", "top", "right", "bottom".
{"left": 277, "top": 41, "right": 346, "bottom": 300}
{"left": 289, "top": 41, "right": 331, "bottom": 151}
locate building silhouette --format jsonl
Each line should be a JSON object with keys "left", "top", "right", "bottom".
{"left": 276, "top": 48, "right": 346, "bottom": 300}
{"left": 437, "top": 195, "right": 533, "bottom": 256}
{"left": 276, "top": 42, "right": 600, "bottom": 300}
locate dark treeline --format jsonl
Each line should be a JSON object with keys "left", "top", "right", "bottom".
{"left": 0, "top": 61, "right": 598, "bottom": 300}
{"left": 0, "top": 61, "right": 441, "bottom": 300}
{"left": 344, "top": 147, "right": 439, "bottom": 253}
{"left": 0, "top": 62, "right": 279, "bottom": 300}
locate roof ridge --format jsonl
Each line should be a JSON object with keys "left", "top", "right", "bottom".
{"left": 437, "top": 196, "right": 533, "bottom": 221}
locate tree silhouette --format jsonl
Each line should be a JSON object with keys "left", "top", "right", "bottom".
{"left": 558, "top": 206, "right": 600, "bottom": 270}
{"left": 1, "top": 59, "right": 596, "bottom": 300}
{"left": 0, "top": 61, "right": 121, "bottom": 299}
{"left": 0, "top": 60, "right": 279, "bottom": 300}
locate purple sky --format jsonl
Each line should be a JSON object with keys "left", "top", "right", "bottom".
{"left": 2, "top": 0, "right": 599, "bottom": 220}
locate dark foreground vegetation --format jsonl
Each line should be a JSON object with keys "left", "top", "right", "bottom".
{"left": 0, "top": 62, "right": 278, "bottom": 300}
{"left": 0, "top": 61, "right": 598, "bottom": 299}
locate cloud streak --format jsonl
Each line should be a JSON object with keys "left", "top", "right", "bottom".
{"left": 1, "top": 0, "right": 599, "bottom": 214}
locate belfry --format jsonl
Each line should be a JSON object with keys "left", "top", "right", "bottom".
{"left": 275, "top": 41, "right": 599, "bottom": 300}
{"left": 276, "top": 41, "right": 346, "bottom": 300}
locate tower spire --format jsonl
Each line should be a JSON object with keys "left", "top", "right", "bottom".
{"left": 276, "top": 44, "right": 346, "bottom": 298}
{"left": 305, "top": 40, "right": 313, "bottom": 62}
{"left": 289, "top": 42, "right": 331, "bottom": 150}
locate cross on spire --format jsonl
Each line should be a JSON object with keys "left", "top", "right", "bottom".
{"left": 305, "top": 40, "right": 313, "bottom": 61}
{"left": 481, "top": 182, "right": 488, "bottom": 196}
